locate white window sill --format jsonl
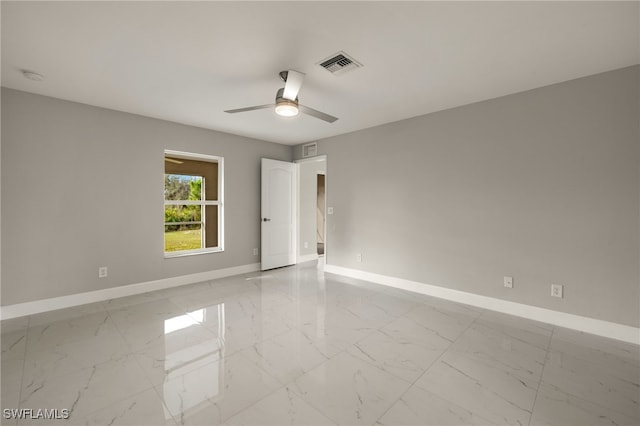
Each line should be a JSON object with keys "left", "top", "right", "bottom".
{"left": 164, "top": 247, "right": 223, "bottom": 258}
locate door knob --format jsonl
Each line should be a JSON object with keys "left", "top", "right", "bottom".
{"left": 263, "top": 218, "right": 271, "bottom": 222}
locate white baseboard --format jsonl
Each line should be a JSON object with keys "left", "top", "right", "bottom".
{"left": 297, "top": 253, "right": 319, "bottom": 264}
{"left": 0, "top": 263, "right": 261, "bottom": 320}
{"left": 324, "top": 264, "right": 640, "bottom": 345}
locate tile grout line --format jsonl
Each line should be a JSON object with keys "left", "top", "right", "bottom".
{"left": 87, "top": 386, "right": 169, "bottom": 425}
{"left": 314, "top": 280, "right": 489, "bottom": 424}
{"left": 222, "top": 380, "right": 335, "bottom": 425}
{"left": 214, "top": 283, "right": 346, "bottom": 425}
{"left": 194, "top": 347, "right": 288, "bottom": 426}
{"left": 14, "top": 308, "right": 161, "bottom": 424}
{"left": 219, "top": 381, "right": 289, "bottom": 424}
{"left": 531, "top": 329, "right": 640, "bottom": 423}
{"left": 372, "top": 306, "right": 485, "bottom": 425}
{"left": 10, "top": 262, "right": 636, "bottom": 426}
{"left": 257, "top": 263, "right": 348, "bottom": 424}
{"left": 78, "top": 308, "right": 161, "bottom": 423}
{"left": 126, "top": 275, "right": 301, "bottom": 425}
{"left": 276, "top": 323, "right": 373, "bottom": 424}
{"left": 16, "top": 316, "right": 30, "bottom": 417}
{"left": 259, "top": 278, "right": 413, "bottom": 425}
{"left": 104, "top": 295, "right": 212, "bottom": 426}
{"left": 526, "top": 325, "right": 555, "bottom": 426}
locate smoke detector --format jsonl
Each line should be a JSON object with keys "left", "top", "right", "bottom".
{"left": 22, "top": 70, "right": 45, "bottom": 82}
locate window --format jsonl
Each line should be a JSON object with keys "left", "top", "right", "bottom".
{"left": 164, "top": 150, "right": 223, "bottom": 256}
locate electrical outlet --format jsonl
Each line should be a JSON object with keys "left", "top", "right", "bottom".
{"left": 504, "top": 276, "right": 513, "bottom": 288}
{"left": 304, "top": 242, "right": 308, "bottom": 249}
{"left": 253, "top": 248, "right": 258, "bottom": 256}
{"left": 551, "top": 284, "right": 563, "bottom": 298}
{"left": 98, "top": 266, "right": 108, "bottom": 278}
{"left": 356, "top": 253, "right": 362, "bottom": 262}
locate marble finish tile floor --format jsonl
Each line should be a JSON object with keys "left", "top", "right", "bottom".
{"left": 1, "top": 261, "right": 639, "bottom": 425}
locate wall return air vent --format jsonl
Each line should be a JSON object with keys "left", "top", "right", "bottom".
{"left": 317, "top": 51, "right": 362, "bottom": 76}
{"left": 302, "top": 143, "right": 318, "bottom": 158}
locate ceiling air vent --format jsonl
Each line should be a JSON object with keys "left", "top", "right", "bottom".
{"left": 302, "top": 143, "right": 318, "bottom": 158}
{"left": 318, "top": 51, "right": 362, "bottom": 76}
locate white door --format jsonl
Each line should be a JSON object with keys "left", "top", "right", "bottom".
{"left": 261, "top": 158, "right": 296, "bottom": 270}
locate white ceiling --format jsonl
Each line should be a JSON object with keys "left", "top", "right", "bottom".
{"left": 2, "top": 1, "right": 638, "bottom": 145}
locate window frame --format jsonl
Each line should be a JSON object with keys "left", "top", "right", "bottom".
{"left": 163, "top": 149, "right": 224, "bottom": 258}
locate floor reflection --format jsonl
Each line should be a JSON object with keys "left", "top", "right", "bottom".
{"left": 162, "top": 303, "right": 226, "bottom": 419}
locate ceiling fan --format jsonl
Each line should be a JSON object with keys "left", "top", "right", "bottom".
{"left": 224, "top": 70, "right": 338, "bottom": 123}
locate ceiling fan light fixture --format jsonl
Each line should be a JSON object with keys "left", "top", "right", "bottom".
{"left": 225, "top": 73, "right": 337, "bottom": 123}
{"left": 275, "top": 99, "right": 299, "bottom": 117}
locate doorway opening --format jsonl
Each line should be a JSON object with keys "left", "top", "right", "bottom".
{"left": 317, "top": 173, "right": 325, "bottom": 256}
{"left": 293, "top": 155, "right": 327, "bottom": 265}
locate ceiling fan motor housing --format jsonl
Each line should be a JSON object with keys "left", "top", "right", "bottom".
{"left": 275, "top": 88, "right": 298, "bottom": 105}
{"left": 275, "top": 88, "right": 299, "bottom": 116}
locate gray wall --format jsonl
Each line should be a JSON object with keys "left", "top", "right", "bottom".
{"left": 297, "top": 157, "right": 326, "bottom": 258}
{"left": 1, "top": 88, "right": 291, "bottom": 306}
{"left": 295, "top": 66, "right": 640, "bottom": 327}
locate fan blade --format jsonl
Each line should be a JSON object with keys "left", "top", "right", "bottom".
{"left": 282, "top": 70, "right": 305, "bottom": 101}
{"left": 299, "top": 105, "right": 338, "bottom": 123}
{"left": 225, "top": 104, "right": 274, "bottom": 114}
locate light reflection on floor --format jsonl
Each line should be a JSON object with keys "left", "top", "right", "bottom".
{"left": 1, "top": 260, "right": 638, "bottom": 425}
